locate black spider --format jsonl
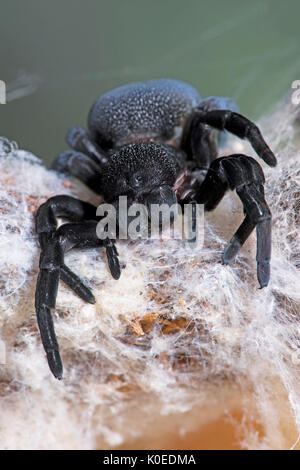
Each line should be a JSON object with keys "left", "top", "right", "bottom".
{"left": 35, "top": 79, "right": 277, "bottom": 379}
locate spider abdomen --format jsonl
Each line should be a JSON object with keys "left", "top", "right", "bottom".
{"left": 87, "top": 79, "right": 201, "bottom": 151}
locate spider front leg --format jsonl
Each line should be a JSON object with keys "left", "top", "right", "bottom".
{"left": 192, "top": 109, "right": 277, "bottom": 167}
{"left": 193, "top": 154, "right": 272, "bottom": 288}
{"left": 35, "top": 196, "right": 120, "bottom": 379}
{"left": 36, "top": 221, "right": 103, "bottom": 379}
{"left": 183, "top": 96, "right": 239, "bottom": 178}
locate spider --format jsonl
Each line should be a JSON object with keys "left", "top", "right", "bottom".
{"left": 35, "top": 78, "right": 277, "bottom": 379}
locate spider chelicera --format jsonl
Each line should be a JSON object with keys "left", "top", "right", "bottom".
{"left": 35, "top": 79, "right": 277, "bottom": 379}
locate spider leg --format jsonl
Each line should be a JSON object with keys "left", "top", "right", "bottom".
{"left": 35, "top": 196, "right": 97, "bottom": 379}
{"left": 223, "top": 214, "right": 255, "bottom": 264}
{"left": 194, "top": 154, "right": 272, "bottom": 288}
{"left": 66, "top": 126, "right": 108, "bottom": 166}
{"left": 194, "top": 109, "right": 277, "bottom": 167}
{"left": 183, "top": 97, "right": 239, "bottom": 182}
{"left": 60, "top": 264, "right": 96, "bottom": 304}
{"left": 197, "top": 96, "right": 239, "bottom": 147}
{"left": 52, "top": 150, "right": 103, "bottom": 194}
{"left": 36, "top": 195, "right": 120, "bottom": 284}
{"left": 36, "top": 195, "right": 97, "bottom": 241}
{"left": 184, "top": 117, "right": 218, "bottom": 176}
{"left": 36, "top": 220, "right": 111, "bottom": 379}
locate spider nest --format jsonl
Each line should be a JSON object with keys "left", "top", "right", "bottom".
{"left": 0, "top": 95, "right": 300, "bottom": 450}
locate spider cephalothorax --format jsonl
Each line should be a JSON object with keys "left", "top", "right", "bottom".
{"left": 35, "top": 79, "right": 277, "bottom": 379}
{"left": 100, "top": 142, "right": 182, "bottom": 206}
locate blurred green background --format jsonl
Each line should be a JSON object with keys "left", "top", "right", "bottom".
{"left": 0, "top": 0, "right": 300, "bottom": 164}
